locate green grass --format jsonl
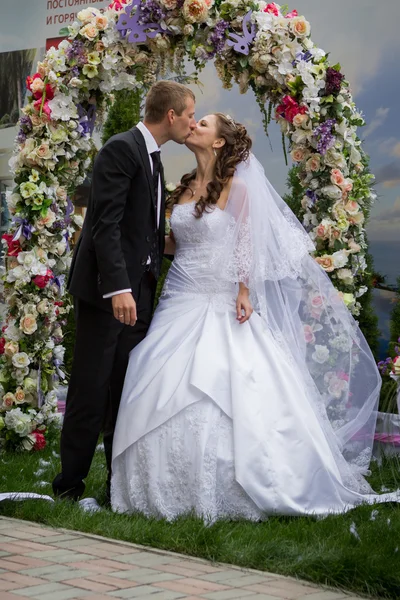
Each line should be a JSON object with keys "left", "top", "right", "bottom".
{"left": 1, "top": 438, "right": 400, "bottom": 599}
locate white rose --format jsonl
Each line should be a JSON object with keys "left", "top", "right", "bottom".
{"left": 7, "top": 193, "right": 21, "bottom": 213}
{"left": 4, "top": 407, "right": 32, "bottom": 436}
{"left": 45, "top": 390, "right": 58, "bottom": 408}
{"left": 53, "top": 345, "right": 65, "bottom": 362}
{"left": 337, "top": 268, "right": 353, "bottom": 284}
{"left": 350, "top": 146, "right": 362, "bottom": 164}
{"left": 56, "top": 241, "right": 67, "bottom": 256}
{"left": 24, "top": 303, "right": 38, "bottom": 317}
{"left": 312, "top": 345, "right": 330, "bottom": 364}
{"left": 14, "top": 417, "right": 33, "bottom": 437}
{"left": 21, "top": 435, "right": 35, "bottom": 451}
{"left": 332, "top": 250, "right": 349, "bottom": 269}
{"left": 4, "top": 322, "right": 21, "bottom": 342}
{"left": 328, "top": 377, "right": 348, "bottom": 399}
{"left": 37, "top": 299, "right": 50, "bottom": 315}
{"left": 12, "top": 352, "right": 31, "bottom": 369}
{"left": 289, "top": 16, "right": 311, "bottom": 38}
{"left": 24, "top": 377, "right": 38, "bottom": 395}
{"left": 321, "top": 185, "right": 343, "bottom": 200}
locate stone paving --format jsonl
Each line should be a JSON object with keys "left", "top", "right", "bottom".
{"left": 0, "top": 516, "right": 367, "bottom": 600}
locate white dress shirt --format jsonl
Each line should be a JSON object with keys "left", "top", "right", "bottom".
{"left": 103, "top": 122, "right": 161, "bottom": 299}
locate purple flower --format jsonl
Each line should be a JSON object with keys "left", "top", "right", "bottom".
{"left": 66, "top": 40, "right": 87, "bottom": 66}
{"left": 292, "top": 50, "right": 313, "bottom": 66}
{"left": 313, "top": 119, "right": 336, "bottom": 155}
{"left": 305, "top": 189, "right": 318, "bottom": 204}
{"left": 17, "top": 130, "right": 27, "bottom": 143}
{"left": 140, "top": 0, "right": 166, "bottom": 23}
{"left": 19, "top": 115, "right": 33, "bottom": 133}
{"left": 207, "top": 20, "right": 229, "bottom": 57}
{"left": 325, "top": 67, "right": 345, "bottom": 96}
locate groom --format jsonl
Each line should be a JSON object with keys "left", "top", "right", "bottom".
{"left": 53, "top": 81, "right": 196, "bottom": 500}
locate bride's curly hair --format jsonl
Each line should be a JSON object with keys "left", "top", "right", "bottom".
{"left": 169, "top": 113, "right": 252, "bottom": 218}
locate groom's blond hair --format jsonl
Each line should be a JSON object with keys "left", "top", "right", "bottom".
{"left": 144, "top": 81, "right": 195, "bottom": 124}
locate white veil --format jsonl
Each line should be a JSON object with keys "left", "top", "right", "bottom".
{"left": 220, "top": 153, "right": 381, "bottom": 492}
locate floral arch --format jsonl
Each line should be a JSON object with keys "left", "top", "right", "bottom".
{"left": 0, "top": 0, "right": 375, "bottom": 450}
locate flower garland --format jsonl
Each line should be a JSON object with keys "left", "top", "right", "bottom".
{"left": 0, "top": 0, "right": 376, "bottom": 451}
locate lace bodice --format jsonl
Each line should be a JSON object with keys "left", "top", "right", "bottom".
{"left": 163, "top": 201, "right": 243, "bottom": 298}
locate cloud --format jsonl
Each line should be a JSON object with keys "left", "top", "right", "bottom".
{"left": 294, "top": 0, "right": 400, "bottom": 96}
{"left": 374, "top": 196, "right": 400, "bottom": 221}
{"left": 393, "top": 143, "right": 400, "bottom": 157}
{"left": 367, "top": 197, "right": 400, "bottom": 241}
{"left": 363, "top": 107, "right": 390, "bottom": 138}
{"left": 374, "top": 162, "right": 400, "bottom": 189}
{"left": 378, "top": 137, "right": 398, "bottom": 156}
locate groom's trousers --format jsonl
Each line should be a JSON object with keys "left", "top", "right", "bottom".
{"left": 52, "top": 271, "right": 156, "bottom": 500}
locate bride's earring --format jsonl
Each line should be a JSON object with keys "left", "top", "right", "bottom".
{"left": 213, "top": 148, "right": 217, "bottom": 158}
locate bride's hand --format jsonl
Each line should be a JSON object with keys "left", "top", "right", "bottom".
{"left": 236, "top": 285, "right": 253, "bottom": 324}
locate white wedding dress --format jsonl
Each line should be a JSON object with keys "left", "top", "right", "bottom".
{"left": 111, "top": 156, "right": 399, "bottom": 522}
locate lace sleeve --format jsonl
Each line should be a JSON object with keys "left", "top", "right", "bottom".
{"left": 233, "top": 216, "right": 252, "bottom": 285}
{"left": 224, "top": 177, "right": 253, "bottom": 285}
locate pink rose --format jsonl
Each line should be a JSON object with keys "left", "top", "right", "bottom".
{"left": 264, "top": 3, "right": 279, "bottom": 15}
{"left": 306, "top": 155, "right": 321, "bottom": 172}
{"left": 304, "top": 325, "right": 315, "bottom": 344}
{"left": 80, "top": 24, "right": 98, "bottom": 40}
{"left": 276, "top": 95, "right": 307, "bottom": 123}
{"left": 337, "top": 370, "right": 349, "bottom": 382}
{"left": 33, "top": 99, "right": 51, "bottom": 117}
{"left": 341, "top": 178, "right": 353, "bottom": 192}
{"left": 95, "top": 16, "right": 108, "bottom": 30}
{"left": 33, "top": 268, "right": 53, "bottom": 289}
{"left": 348, "top": 239, "right": 361, "bottom": 253}
{"left": 2, "top": 393, "right": 15, "bottom": 410}
{"left": 344, "top": 200, "right": 359, "bottom": 215}
{"left": 290, "top": 146, "right": 307, "bottom": 162}
{"left": 285, "top": 9, "right": 298, "bottom": 18}
{"left": 289, "top": 16, "right": 311, "bottom": 37}
{"left": 292, "top": 113, "right": 308, "bottom": 128}
{"left": 330, "top": 169, "right": 345, "bottom": 186}
{"left": 328, "top": 377, "right": 348, "bottom": 399}
{"left": 32, "top": 430, "right": 47, "bottom": 451}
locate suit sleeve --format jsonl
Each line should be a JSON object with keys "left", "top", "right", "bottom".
{"left": 91, "top": 138, "right": 137, "bottom": 296}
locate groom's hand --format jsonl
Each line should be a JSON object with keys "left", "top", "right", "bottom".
{"left": 112, "top": 293, "right": 137, "bottom": 326}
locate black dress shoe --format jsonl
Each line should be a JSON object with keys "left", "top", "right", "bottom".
{"left": 52, "top": 473, "right": 85, "bottom": 501}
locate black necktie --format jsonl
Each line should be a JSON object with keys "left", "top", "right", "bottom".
{"left": 150, "top": 151, "right": 161, "bottom": 221}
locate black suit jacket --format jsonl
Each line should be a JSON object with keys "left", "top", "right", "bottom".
{"left": 68, "top": 127, "right": 165, "bottom": 312}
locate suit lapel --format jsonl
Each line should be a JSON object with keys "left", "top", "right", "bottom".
{"left": 131, "top": 127, "right": 157, "bottom": 222}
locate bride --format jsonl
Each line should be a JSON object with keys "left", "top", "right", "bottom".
{"left": 111, "top": 113, "right": 399, "bottom": 521}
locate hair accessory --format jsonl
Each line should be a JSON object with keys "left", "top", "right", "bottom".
{"left": 225, "top": 114, "right": 237, "bottom": 128}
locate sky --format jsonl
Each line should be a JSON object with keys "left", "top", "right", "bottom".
{"left": 162, "top": 0, "right": 400, "bottom": 243}
{"left": 1, "top": 0, "right": 399, "bottom": 241}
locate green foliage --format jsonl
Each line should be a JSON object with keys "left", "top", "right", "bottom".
{"left": 283, "top": 165, "right": 303, "bottom": 215}
{"left": 379, "top": 377, "right": 399, "bottom": 414}
{"left": 283, "top": 166, "right": 380, "bottom": 354}
{"left": 2, "top": 438, "right": 400, "bottom": 599}
{"left": 102, "top": 88, "right": 143, "bottom": 145}
{"left": 357, "top": 248, "right": 380, "bottom": 357}
{"left": 389, "top": 276, "right": 400, "bottom": 356}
